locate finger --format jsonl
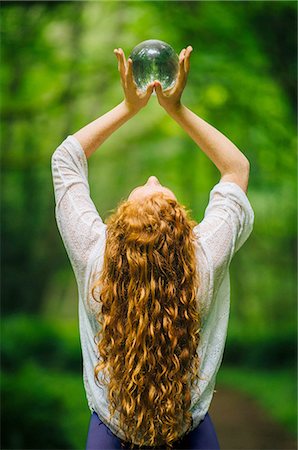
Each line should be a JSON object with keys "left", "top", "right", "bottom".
{"left": 118, "top": 48, "right": 127, "bottom": 83}
{"left": 184, "top": 45, "right": 193, "bottom": 73}
{"left": 176, "top": 50, "right": 187, "bottom": 87}
{"left": 140, "top": 81, "right": 154, "bottom": 99}
{"left": 114, "top": 48, "right": 124, "bottom": 80}
{"left": 179, "top": 48, "right": 186, "bottom": 64}
{"left": 119, "top": 48, "right": 127, "bottom": 69}
{"left": 126, "top": 58, "right": 134, "bottom": 84}
{"left": 114, "top": 49, "right": 121, "bottom": 72}
{"left": 147, "top": 81, "right": 154, "bottom": 95}
{"left": 114, "top": 48, "right": 122, "bottom": 59}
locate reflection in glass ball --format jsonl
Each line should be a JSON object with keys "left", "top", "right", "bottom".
{"left": 129, "top": 39, "right": 179, "bottom": 94}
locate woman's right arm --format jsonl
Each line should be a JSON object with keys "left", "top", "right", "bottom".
{"left": 155, "top": 46, "right": 254, "bottom": 295}
{"left": 166, "top": 105, "right": 250, "bottom": 193}
{"left": 164, "top": 95, "right": 253, "bottom": 280}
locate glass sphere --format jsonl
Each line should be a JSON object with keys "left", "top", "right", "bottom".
{"left": 129, "top": 39, "right": 179, "bottom": 94}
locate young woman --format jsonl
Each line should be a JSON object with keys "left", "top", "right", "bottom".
{"left": 51, "top": 45, "right": 254, "bottom": 450}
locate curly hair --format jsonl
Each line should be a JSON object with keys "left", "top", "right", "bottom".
{"left": 90, "top": 191, "right": 202, "bottom": 449}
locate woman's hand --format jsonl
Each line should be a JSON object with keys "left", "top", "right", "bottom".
{"left": 154, "top": 45, "right": 193, "bottom": 114}
{"left": 114, "top": 48, "right": 155, "bottom": 114}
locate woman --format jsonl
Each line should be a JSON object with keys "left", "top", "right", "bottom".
{"left": 51, "top": 45, "right": 254, "bottom": 449}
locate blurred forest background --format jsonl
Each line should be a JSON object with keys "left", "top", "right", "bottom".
{"left": 1, "top": 1, "right": 297, "bottom": 449}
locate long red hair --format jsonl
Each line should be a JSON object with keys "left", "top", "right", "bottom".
{"left": 90, "top": 191, "right": 202, "bottom": 448}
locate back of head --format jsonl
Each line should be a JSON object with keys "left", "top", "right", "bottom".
{"left": 91, "top": 191, "right": 202, "bottom": 448}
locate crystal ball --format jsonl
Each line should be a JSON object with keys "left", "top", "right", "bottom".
{"left": 129, "top": 39, "right": 179, "bottom": 94}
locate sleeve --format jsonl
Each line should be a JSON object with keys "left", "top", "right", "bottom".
{"left": 194, "top": 181, "right": 254, "bottom": 286}
{"left": 51, "top": 135, "right": 106, "bottom": 285}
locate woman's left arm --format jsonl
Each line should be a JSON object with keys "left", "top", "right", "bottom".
{"left": 73, "top": 48, "right": 155, "bottom": 159}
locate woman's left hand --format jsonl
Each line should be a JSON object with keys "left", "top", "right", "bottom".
{"left": 114, "top": 48, "right": 155, "bottom": 113}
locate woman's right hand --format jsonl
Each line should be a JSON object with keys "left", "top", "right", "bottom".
{"left": 154, "top": 45, "right": 193, "bottom": 113}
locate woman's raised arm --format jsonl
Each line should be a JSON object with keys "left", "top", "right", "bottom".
{"left": 73, "top": 48, "right": 155, "bottom": 159}
{"left": 73, "top": 101, "right": 136, "bottom": 159}
{"left": 167, "top": 106, "right": 250, "bottom": 193}
{"left": 154, "top": 46, "right": 250, "bottom": 193}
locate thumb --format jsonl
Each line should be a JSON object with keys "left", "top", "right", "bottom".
{"left": 154, "top": 80, "right": 163, "bottom": 97}
{"left": 147, "top": 81, "right": 155, "bottom": 94}
{"left": 142, "top": 81, "right": 155, "bottom": 99}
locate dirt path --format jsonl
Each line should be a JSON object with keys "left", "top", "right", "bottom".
{"left": 208, "top": 385, "right": 297, "bottom": 450}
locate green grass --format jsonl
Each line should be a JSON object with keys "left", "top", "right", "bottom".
{"left": 217, "top": 365, "right": 297, "bottom": 438}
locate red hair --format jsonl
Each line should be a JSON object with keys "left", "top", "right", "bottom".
{"left": 90, "top": 191, "right": 202, "bottom": 448}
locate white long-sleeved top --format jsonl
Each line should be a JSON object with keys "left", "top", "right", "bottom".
{"left": 51, "top": 135, "right": 254, "bottom": 443}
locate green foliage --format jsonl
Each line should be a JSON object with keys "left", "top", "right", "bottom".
{"left": 1, "top": 314, "right": 82, "bottom": 372}
{"left": 1, "top": 315, "right": 88, "bottom": 449}
{"left": 223, "top": 326, "right": 297, "bottom": 368}
{"left": 2, "top": 364, "right": 71, "bottom": 449}
{"left": 1, "top": 363, "right": 89, "bottom": 449}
